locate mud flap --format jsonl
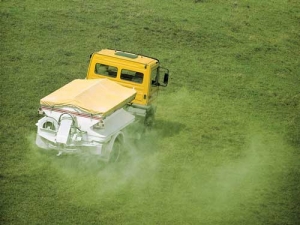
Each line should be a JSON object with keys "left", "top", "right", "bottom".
{"left": 56, "top": 119, "right": 72, "bottom": 144}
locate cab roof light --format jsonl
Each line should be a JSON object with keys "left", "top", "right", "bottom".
{"left": 109, "top": 48, "right": 160, "bottom": 62}
{"left": 115, "top": 51, "right": 138, "bottom": 59}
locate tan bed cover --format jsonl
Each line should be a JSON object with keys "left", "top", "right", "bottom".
{"left": 40, "top": 79, "right": 136, "bottom": 116}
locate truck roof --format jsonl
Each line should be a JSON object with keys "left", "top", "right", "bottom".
{"left": 40, "top": 79, "right": 136, "bottom": 116}
{"left": 94, "top": 49, "right": 159, "bottom": 67}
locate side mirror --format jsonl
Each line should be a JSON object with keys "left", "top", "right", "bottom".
{"left": 163, "top": 73, "right": 169, "bottom": 86}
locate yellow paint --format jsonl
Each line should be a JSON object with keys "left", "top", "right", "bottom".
{"left": 86, "top": 49, "right": 160, "bottom": 106}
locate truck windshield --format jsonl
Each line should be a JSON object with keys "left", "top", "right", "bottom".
{"left": 120, "top": 69, "right": 144, "bottom": 84}
{"left": 95, "top": 63, "right": 118, "bottom": 78}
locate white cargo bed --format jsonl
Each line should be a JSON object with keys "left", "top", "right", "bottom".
{"left": 36, "top": 79, "right": 136, "bottom": 161}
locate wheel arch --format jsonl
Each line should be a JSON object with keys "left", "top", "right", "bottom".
{"left": 105, "top": 131, "right": 125, "bottom": 162}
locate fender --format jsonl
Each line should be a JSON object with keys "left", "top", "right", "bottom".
{"left": 104, "top": 131, "right": 124, "bottom": 162}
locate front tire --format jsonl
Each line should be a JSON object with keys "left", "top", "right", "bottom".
{"left": 144, "top": 106, "right": 155, "bottom": 128}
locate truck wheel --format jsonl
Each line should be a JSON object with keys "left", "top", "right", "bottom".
{"left": 144, "top": 106, "right": 155, "bottom": 127}
{"left": 109, "top": 137, "right": 122, "bottom": 163}
{"left": 145, "top": 114, "right": 154, "bottom": 127}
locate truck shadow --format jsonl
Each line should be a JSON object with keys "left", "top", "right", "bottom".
{"left": 152, "top": 119, "right": 186, "bottom": 138}
{"left": 124, "top": 119, "right": 186, "bottom": 159}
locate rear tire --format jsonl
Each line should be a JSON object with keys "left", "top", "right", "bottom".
{"left": 109, "top": 138, "right": 122, "bottom": 163}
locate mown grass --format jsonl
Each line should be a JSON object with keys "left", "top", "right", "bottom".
{"left": 1, "top": 0, "right": 299, "bottom": 224}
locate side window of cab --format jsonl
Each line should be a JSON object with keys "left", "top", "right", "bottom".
{"left": 151, "top": 67, "right": 159, "bottom": 86}
{"left": 95, "top": 63, "right": 118, "bottom": 78}
{"left": 120, "top": 69, "right": 144, "bottom": 84}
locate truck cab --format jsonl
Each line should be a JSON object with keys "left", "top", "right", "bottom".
{"left": 86, "top": 49, "right": 169, "bottom": 107}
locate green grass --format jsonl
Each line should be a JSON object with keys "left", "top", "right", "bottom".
{"left": 1, "top": 0, "right": 299, "bottom": 224}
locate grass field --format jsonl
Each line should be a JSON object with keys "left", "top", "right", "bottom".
{"left": 1, "top": 0, "right": 300, "bottom": 224}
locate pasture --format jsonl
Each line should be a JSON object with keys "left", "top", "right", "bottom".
{"left": 1, "top": 0, "right": 299, "bottom": 224}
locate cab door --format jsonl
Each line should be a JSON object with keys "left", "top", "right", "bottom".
{"left": 148, "top": 67, "right": 159, "bottom": 104}
{"left": 118, "top": 68, "right": 147, "bottom": 105}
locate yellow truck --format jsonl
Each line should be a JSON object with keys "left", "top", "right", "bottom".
{"left": 87, "top": 49, "right": 169, "bottom": 124}
{"left": 36, "top": 49, "right": 169, "bottom": 162}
